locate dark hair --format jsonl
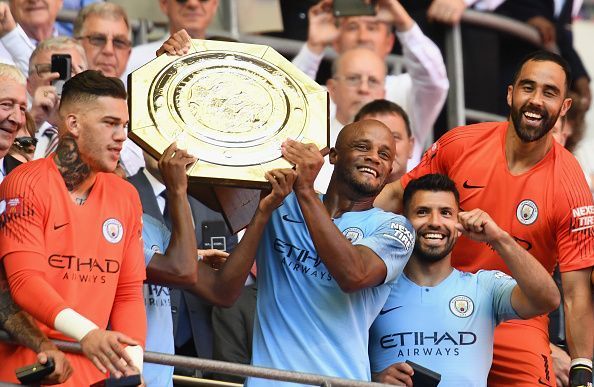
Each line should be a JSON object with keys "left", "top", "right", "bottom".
{"left": 403, "top": 174, "right": 460, "bottom": 214}
{"left": 511, "top": 50, "right": 572, "bottom": 93}
{"left": 60, "top": 70, "right": 127, "bottom": 111}
{"left": 354, "top": 99, "right": 411, "bottom": 138}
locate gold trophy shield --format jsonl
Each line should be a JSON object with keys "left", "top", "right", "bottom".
{"left": 128, "top": 39, "right": 329, "bottom": 232}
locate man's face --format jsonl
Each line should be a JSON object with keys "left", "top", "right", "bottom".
{"left": 406, "top": 190, "right": 459, "bottom": 264}
{"left": 74, "top": 96, "right": 128, "bottom": 173}
{"left": 159, "top": 0, "right": 218, "bottom": 38}
{"left": 28, "top": 46, "right": 87, "bottom": 96}
{"left": 507, "top": 60, "right": 572, "bottom": 143}
{"left": 334, "top": 16, "right": 395, "bottom": 58}
{"left": 78, "top": 15, "right": 131, "bottom": 78}
{"left": 10, "top": 0, "right": 63, "bottom": 33}
{"left": 361, "top": 112, "right": 413, "bottom": 181}
{"left": 327, "top": 49, "right": 386, "bottom": 124}
{"left": 0, "top": 78, "right": 27, "bottom": 157}
{"left": 331, "top": 120, "right": 395, "bottom": 196}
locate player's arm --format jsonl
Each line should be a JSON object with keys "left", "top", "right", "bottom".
{"left": 457, "top": 209, "right": 560, "bottom": 318}
{"left": 282, "top": 140, "right": 398, "bottom": 292}
{"left": 145, "top": 143, "right": 199, "bottom": 287}
{"left": 375, "top": 179, "right": 405, "bottom": 214}
{"left": 0, "top": 264, "right": 73, "bottom": 384}
{"left": 560, "top": 268, "right": 593, "bottom": 387}
{"left": 372, "top": 362, "right": 414, "bottom": 387}
{"left": 187, "top": 168, "right": 296, "bottom": 307}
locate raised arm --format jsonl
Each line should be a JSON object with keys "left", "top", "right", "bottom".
{"left": 187, "top": 168, "right": 297, "bottom": 307}
{"left": 457, "top": 209, "right": 560, "bottom": 318}
{"left": 145, "top": 143, "right": 199, "bottom": 287}
{"left": 375, "top": 179, "right": 405, "bottom": 214}
{"left": 282, "top": 140, "right": 410, "bottom": 292}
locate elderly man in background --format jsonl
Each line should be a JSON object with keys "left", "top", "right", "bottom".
{"left": 0, "top": 0, "right": 64, "bottom": 75}
{"left": 294, "top": 0, "right": 448, "bottom": 170}
{"left": 25, "top": 36, "right": 87, "bottom": 158}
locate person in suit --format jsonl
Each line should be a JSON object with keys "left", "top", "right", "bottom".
{"left": 127, "top": 150, "right": 238, "bottom": 376}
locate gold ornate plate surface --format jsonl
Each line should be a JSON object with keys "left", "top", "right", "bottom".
{"left": 128, "top": 39, "right": 328, "bottom": 189}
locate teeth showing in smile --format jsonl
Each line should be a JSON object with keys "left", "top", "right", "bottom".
{"left": 424, "top": 233, "right": 444, "bottom": 240}
{"left": 358, "top": 167, "right": 377, "bottom": 177}
{"left": 524, "top": 111, "right": 542, "bottom": 120}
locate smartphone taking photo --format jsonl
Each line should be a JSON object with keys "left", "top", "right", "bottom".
{"left": 51, "top": 54, "right": 72, "bottom": 96}
{"left": 333, "top": 0, "right": 377, "bottom": 17}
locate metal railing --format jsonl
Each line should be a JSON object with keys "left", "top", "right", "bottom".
{"left": 0, "top": 331, "right": 393, "bottom": 387}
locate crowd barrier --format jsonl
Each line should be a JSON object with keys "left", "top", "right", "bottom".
{"left": 0, "top": 331, "right": 395, "bottom": 387}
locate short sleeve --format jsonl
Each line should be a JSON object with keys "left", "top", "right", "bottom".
{"left": 555, "top": 155, "right": 594, "bottom": 272}
{"left": 478, "top": 270, "right": 519, "bottom": 325}
{"left": 0, "top": 166, "right": 46, "bottom": 259}
{"left": 141, "top": 214, "right": 171, "bottom": 267}
{"left": 401, "top": 135, "right": 449, "bottom": 188}
{"left": 355, "top": 214, "right": 415, "bottom": 284}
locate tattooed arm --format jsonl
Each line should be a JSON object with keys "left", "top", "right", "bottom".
{"left": 0, "top": 264, "right": 73, "bottom": 384}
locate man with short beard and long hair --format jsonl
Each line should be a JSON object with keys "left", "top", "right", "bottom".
{"left": 369, "top": 174, "right": 559, "bottom": 386}
{"left": 375, "top": 50, "right": 594, "bottom": 387}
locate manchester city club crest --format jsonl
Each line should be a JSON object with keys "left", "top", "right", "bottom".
{"left": 449, "top": 295, "right": 474, "bottom": 318}
{"left": 516, "top": 199, "right": 538, "bottom": 225}
{"left": 102, "top": 218, "right": 124, "bottom": 244}
{"left": 342, "top": 227, "right": 363, "bottom": 243}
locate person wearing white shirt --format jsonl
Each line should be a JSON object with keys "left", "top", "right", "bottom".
{"left": 0, "top": 0, "right": 63, "bottom": 76}
{"left": 122, "top": 0, "right": 219, "bottom": 178}
{"left": 293, "top": 0, "right": 448, "bottom": 172}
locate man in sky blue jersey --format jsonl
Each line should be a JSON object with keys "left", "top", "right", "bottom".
{"left": 369, "top": 174, "right": 560, "bottom": 386}
{"left": 246, "top": 119, "right": 415, "bottom": 386}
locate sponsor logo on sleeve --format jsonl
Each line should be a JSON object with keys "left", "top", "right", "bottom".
{"left": 516, "top": 199, "right": 538, "bottom": 225}
{"left": 383, "top": 222, "right": 413, "bottom": 251}
{"left": 342, "top": 227, "right": 363, "bottom": 243}
{"left": 493, "top": 271, "right": 512, "bottom": 280}
{"left": 102, "top": 218, "right": 123, "bottom": 244}
{"left": 449, "top": 295, "right": 474, "bottom": 318}
{"left": 570, "top": 205, "right": 594, "bottom": 232}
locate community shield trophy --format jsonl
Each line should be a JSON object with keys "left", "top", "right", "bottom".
{"left": 128, "top": 39, "right": 329, "bottom": 233}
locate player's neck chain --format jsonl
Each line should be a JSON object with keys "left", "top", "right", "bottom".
{"left": 75, "top": 197, "right": 87, "bottom": 206}
{"left": 54, "top": 136, "right": 91, "bottom": 192}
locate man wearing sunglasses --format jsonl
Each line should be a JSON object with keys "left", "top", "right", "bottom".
{"left": 73, "top": 2, "right": 132, "bottom": 79}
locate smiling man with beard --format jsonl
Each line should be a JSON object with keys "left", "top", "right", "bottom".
{"left": 369, "top": 174, "right": 559, "bottom": 386}
{"left": 376, "top": 50, "right": 594, "bottom": 387}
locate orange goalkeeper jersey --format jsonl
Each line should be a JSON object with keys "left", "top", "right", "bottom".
{"left": 0, "top": 157, "right": 146, "bottom": 386}
{"left": 402, "top": 121, "right": 594, "bottom": 386}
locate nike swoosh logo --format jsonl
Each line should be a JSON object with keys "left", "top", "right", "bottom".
{"left": 53, "top": 222, "right": 69, "bottom": 230}
{"left": 538, "top": 378, "right": 552, "bottom": 386}
{"left": 512, "top": 236, "right": 532, "bottom": 251}
{"left": 379, "top": 306, "right": 403, "bottom": 315}
{"left": 463, "top": 180, "right": 485, "bottom": 189}
{"left": 282, "top": 214, "right": 303, "bottom": 224}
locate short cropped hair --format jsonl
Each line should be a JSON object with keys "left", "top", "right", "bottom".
{"left": 354, "top": 99, "right": 412, "bottom": 138}
{"left": 73, "top": 2, "right": 131, "bottom": 38}
{"left": 0, "top": 63, "right": 25, "bottom": 85}
{"left": 403, "top": 174, "right": 460, "bottom": 215}
{"left": 59, "top": 70, "right": 127, "bottom": 112}
{"left": 29, "top": 36, "right": 87, "bottom": 69}
{"left": 512, "top": 50, "right": 572, "bottom": 93}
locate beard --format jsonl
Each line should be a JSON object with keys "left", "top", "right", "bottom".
{"left": 335, "top": 163, "right": 385, "bottom": 196}
{"left": 510, "top": 101, "right": 560, "bottom": 143}
{"left": 413, "top": 234, "right": 456, "bottom": 264}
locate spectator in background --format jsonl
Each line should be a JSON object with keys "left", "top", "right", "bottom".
{"left": 26, "top": 37, "right": 87, "bottom": 158}
{"left": 3, "top": 111, "right": 37, "bottom": 174}
{"left": 355, "top": 99, "right": 414, "bottom": 183}
{"left": 57, "top": 0, "right": 103, "bottom": 36}
{"left": 293, "top": 0, "right": 448, "bottom": 170}
{"left": 0, "top": 0, "right": 64, "bottom": 75}
{"left": 73, "top": 2, "right": 131, "bottom": 78}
